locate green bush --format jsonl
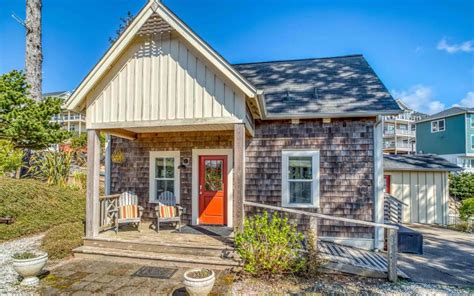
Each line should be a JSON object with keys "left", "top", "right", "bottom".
{"left": 449, "top": 173, "right": 474, "bottom": 200}
{"left": 41, "top": 221, "right": 84, "bottom": 259}
{"left": 0, "top": 177, "right": 85, "bottom": 241}
{"left": 28, "top": 151, "right": 71, "bottom": 187}
{"left": 235, "top": 211, "right": 305, "bottom": 278}
{"left": 69, "top": 133, "right": 87, "bottom": 149}
{"left": 0, "top": 140, "right": 23, "bottom": 176}
{"left": 459, "top": 198, "right": 474, "bottom": 221}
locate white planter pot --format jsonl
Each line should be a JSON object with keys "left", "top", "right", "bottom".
{"left": 12, "top": 252, "right": 48, "bottom": 286}
{"left": 183, "top": 269, "right": 215, "bottom": 296}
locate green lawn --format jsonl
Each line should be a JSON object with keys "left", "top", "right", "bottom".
{"left": 0, "top": 177, "right": 85, "bottom": 242}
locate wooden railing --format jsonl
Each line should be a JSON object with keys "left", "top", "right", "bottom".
{"left": 244, "top": 201, "right": 399, "bottom": 282}
{"left": 99, "top": 194, "right": 120, "bottom": 231}
{"left": 384, "top": 193, "right": 407, "bottom": 224}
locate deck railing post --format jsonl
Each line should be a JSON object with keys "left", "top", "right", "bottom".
{"left": 387, "top": 228, "right": 398, "bottom": 282}
{"left": 309, "top": 216, "right": 318, "bottom": 247}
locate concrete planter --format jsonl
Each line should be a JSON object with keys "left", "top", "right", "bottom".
{"left": 183, "top": 268, "right": 215, "bottom": 296}
{"left": 12, "top": 252, "right": 48, "bottom": 286}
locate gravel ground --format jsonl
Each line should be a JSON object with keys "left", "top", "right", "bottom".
{"left": 232, "top": 273, "right": 474, "bottom": 296}
{"left": 0, "top": 233, "right": 44, "bottom": 296}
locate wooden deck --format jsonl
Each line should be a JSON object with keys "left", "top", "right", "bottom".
{"left": 73, "top": 222, "right": 239, "bottom": 270}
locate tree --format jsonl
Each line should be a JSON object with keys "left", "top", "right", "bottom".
{"left": 0, "top": 70, "right": 68, "bottom": 150}
{"left": 450, "top": 173, "right": 474, "bottom": 200}
{"left": 25, "top": 0, "right": 43, "bottom": 101}
{"left": 109, "top": 11, "right": 135, "bottom": 44}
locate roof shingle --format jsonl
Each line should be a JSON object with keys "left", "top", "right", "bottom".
{"left": 233, "top": 55, "right": 400, "bottom": 117}
{"left": 383, "top": 154, "right": 462, "bottom": 172}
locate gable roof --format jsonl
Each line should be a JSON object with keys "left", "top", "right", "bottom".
{"left": 65, "top": 0, "right": 258, "bottom": 112}
{"left": 417, "top": 106, "right": 474, "bottom": 123}
{"left": 233, "top": 55, "right": 401, "bottom": 118}
{"left": 384, "top": 154, "right": 462, "bottom": 172}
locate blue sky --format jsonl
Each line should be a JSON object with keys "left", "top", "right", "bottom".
{"left": 1, "top": 0, "right": 473, "bottom": 114}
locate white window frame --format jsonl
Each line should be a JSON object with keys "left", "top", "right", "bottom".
{"left": 431, "top": 119, "right": 445, "bottom": 133}
{"left": 281, "top": 150, "right": 320, "bottom": 208}
{"left": 471, "top": 135, "right": 474, "bottom": 150}
{"left": 149, "top": 151, "right": 180, "bottom": 204}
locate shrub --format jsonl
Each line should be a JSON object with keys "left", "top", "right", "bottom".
{"left": 0, "top": 177, "right": 85, "bottom": 241}
{"left": 29, "top": 151, "right": 71, "bottom": 186}
{"left": 72, "top": 171, "right": 87, "bottom": 190}
{"left": 448, "top": 221, "right": 473, "bottom": 234}
{"left": 0, "top": 140, "right": 23, "bottom": 176}
{"left": 449, "top": 173, "right": 474, "bottom": 200}
{"left": 41, "top": 221, "right": 84, "bottom": 259}
{"left": 235, "top": 211, "right": 305, "bottom": 278}
{"left": 69, "top": 133, "right": 87, "bottom": 149}
{"left": 459, "top": 198, "right": 474, "bottom": 221}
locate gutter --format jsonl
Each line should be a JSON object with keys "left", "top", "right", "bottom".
{"left": 260, "top": 109, "right": 402, "bottom": 120}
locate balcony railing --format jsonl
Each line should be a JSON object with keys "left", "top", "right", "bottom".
{"left": 384, "top": 141, "right": 413, "bottom": 149}
{"left": 52, "top": 114, "right": 86, "bottom": 121}
{"left": 383, "top": 129, "right": 415, "bottom": 136}
{"left": 384, "top": 113, "right": 423, "bottom": 121}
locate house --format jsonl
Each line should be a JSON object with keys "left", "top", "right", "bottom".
{"left": 383, "top": 99, "right": 426, "bottom": 154}
{"left": 65, "top": 0, "right": 401, "bottom": 251}
{"left": 45, "top": 91, "right": 87, "bottom": 135}
{"left": 384, "top": 154, "right": 461, "bottom": 225}
{"left": 416, "top": 106, "right": 474, "bottom": 172}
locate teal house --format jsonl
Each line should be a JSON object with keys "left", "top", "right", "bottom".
{"left": 416, "top": 106, "right": 474, "bottom": 172}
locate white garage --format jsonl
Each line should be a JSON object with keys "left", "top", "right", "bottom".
{"left": 383, "top": 154, "right": 461, "bottom": 225}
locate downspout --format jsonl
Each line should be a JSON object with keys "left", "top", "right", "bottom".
{"left": 373, "top": 115, "right": 384, "bottom": 250}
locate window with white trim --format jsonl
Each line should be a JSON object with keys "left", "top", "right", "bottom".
{"left": 471, "top": 135, "right": 474, "bottom": 150}
{"left": 431, "top": 119, "right": 445, "bottom": 133}
{"left": 149, "top": 151, "right": 180, "bottom": 203}
{"left": 281, "top": 150, "right": 320, "bottom": 207}
{"left": 471, "top": 116, "right": 474, "bottom": 128}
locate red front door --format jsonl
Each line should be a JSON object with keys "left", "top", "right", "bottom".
{"left": 199, "top": 155, "right": 227, "bottom": 225}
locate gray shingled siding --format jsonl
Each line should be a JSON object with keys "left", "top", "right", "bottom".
{"left": 245, "top": 119, "right": 375, "bottom": 238}
{"left": 110, "top": 119, "right": 375, "bottom": 238}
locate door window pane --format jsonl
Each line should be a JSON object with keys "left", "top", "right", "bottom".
{"left": 204, "top": 160, "right": 223, "bottom": 191}
{"left": 289, "top": 181, "right": 311, "bottom": 204}
{"left": 289, "top": 157, "right": 312, "bottom": 180}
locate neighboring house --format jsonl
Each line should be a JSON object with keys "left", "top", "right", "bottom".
{"left": 383, "top": 99, "right": 426, "bottom": 154}
{"left": 65, "top": 1, "right": 401, "bottom": 250}
{"left": 416, "top": 106, "right": 474, "bottom": 172}
{"left": 384, "top": 154, "right": 461, "bottom": 225}
{"left": 44, "top": 91, "right": 87, "bottom": 135}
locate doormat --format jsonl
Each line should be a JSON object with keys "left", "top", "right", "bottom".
{"left": 132, "top": 266, "right": 177, "bottom": 279}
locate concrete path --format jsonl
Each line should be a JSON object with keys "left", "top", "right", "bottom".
{"left": 398, "top": 224, "right": 474, "bottom": 287}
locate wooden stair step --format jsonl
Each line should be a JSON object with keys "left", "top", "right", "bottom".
{"left": 83, "top": 237, "right": 237, "bottom": 259}
{"left": 73, "top": 246, "right": 241, "bottom": 270}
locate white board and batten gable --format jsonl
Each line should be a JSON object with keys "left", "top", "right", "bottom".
{"left": 66, "top": 0, "right": 261, "bottom": 134}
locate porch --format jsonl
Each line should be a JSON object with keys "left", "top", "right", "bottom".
{"left": 74, "top": 222, "right": 239, "bottom": 270}
{"left": 85, "top": 123, "right": 247, "bottom": 239}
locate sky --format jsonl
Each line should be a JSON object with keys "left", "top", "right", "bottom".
{"left": 0, "top": 0, "right": 473, "bottom": 115}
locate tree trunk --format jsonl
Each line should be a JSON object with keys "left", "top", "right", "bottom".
{"left": 25, "top": 0, "right": 42, "bottom": 101}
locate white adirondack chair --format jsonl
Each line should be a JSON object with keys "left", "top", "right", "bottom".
{"left": 113, "top": 192, "right": 144, "bottom": 233}
{"left": 154, "top": 191, "right": 183, "bottom": 232}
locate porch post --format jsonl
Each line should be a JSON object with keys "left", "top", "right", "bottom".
{"left": 86, "top": 129, "right": 101, "bottom": 238}
{"left": 234, "top": 123, "right": 245, "bottom": 233}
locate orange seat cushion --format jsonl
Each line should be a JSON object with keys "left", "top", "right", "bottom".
{"left": 119, "top": 204, "right": 139, "bottom": 219}
{"left": 159, "top": 205, "right": 176, "bottom": 218}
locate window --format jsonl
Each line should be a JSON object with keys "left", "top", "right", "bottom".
{"left": 149, "top": 151, "right": 180, "bottom": 203}
{"left": 472, "top": 135, "right": 474, "bottom": 150}
{"left": 281, "top": 150, "right": 319, "bottom": 207}
{"left": 431, "top": 119, "right": 445, "bottom": 133}
{"left": 471, "top": 116, "right": 474, "bottom": 128}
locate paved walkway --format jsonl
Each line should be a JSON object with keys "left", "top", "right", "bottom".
{"left": 398, "top": 224, "right": 474, "bottom": 287}
{"left": 40, "top": 258, "right": 234, "bottom": 295}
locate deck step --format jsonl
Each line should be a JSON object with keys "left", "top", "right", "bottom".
{"left": 83, "top": 237, "right": 236, "bottom": 259}
{"left": 73, "top": 246, "right": 241, "bottom": 270}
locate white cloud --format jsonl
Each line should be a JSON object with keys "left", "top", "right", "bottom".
{"left": 458, "top": 91, "right": 474, "bottom": 108}
{"left": 437, "top": 38, "right": 474, "bottom": 54}
{"left": 392, "top": 85, "right": 445, "bottom": 115}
